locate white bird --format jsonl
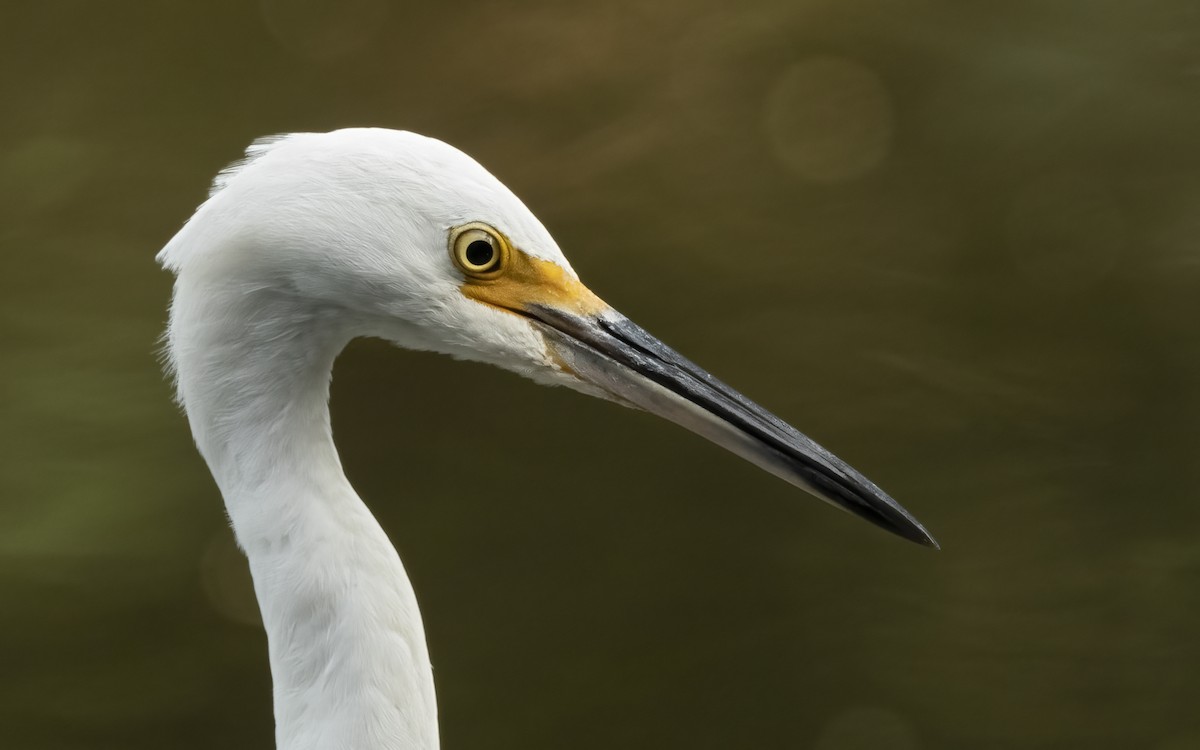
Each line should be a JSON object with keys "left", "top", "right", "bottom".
{"left": 158, "top": 128, "right": 935, "bottom": 750}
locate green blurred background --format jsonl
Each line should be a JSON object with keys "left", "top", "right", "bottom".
{"left": 3, "top": 1, "right": 1199, "bottom": 748}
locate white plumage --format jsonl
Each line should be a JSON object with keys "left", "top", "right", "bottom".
{"left": 160, "top": 128, "right": 934, "bottom": 750}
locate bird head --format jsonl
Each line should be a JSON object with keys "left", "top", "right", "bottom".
{"left": 158, "top": 128, "right": 936, "bottom": 547}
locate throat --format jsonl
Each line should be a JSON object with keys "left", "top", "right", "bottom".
{"left": 169, "top": 286, "right": 439, "bottom": 750}
{"left": 242, "top": 482, "right": 439, "bottom": 750}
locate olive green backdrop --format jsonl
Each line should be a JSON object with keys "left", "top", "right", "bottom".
{"left": 2, "top": 1, "right": 1199, "bottom": 748}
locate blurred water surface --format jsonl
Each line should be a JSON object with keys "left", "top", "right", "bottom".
{"left": 2, "top": 1, "right": 1199, "bottom": 748}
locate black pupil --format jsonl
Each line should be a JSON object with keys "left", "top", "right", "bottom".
{"left": 465, "top": 239, "right": 495, "bottom": 268}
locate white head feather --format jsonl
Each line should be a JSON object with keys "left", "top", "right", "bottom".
{"left": 158, "top": 129, "right": 591, "bottom": 750}
{"left": 160, "top": 128, "right": 581, "bottom": 394}
{"left": 157, "top": 126, "right": 934, "bottom": 750}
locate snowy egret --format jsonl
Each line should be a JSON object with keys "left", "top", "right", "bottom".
{"left": 158, "top": 128, "right": 936, "bottom": 750}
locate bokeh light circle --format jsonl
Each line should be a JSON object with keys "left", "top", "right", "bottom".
{"left": 764, "top": 57, "right": 894, "bottom": 183}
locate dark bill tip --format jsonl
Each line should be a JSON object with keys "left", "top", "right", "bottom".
{"left": 527, "top": 304, "right": 939, "bottom": 549}
{"left": 797, "top": 457, "right": 939, "bottom": 549}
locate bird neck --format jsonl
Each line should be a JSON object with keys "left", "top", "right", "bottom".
{"left": 169, "top": 283, "right": 439, "bottom": 750}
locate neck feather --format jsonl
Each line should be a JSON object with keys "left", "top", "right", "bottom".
{"left": 168, "top": 281, "right": 439, "bottom": 750}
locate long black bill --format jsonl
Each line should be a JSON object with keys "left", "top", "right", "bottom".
{"left": 529, "top": 305, "right": 938, "bottom": 548}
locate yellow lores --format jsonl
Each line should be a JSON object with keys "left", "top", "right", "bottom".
{"left": 450, "top": 222, "right": 608, "bottom": 319}
{"left": 159, "top": 128, "right": 936, "bottom": 750}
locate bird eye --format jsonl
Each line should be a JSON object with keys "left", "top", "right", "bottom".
{"left": 450, "top": 224, "right": 507, "bottom": 278}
